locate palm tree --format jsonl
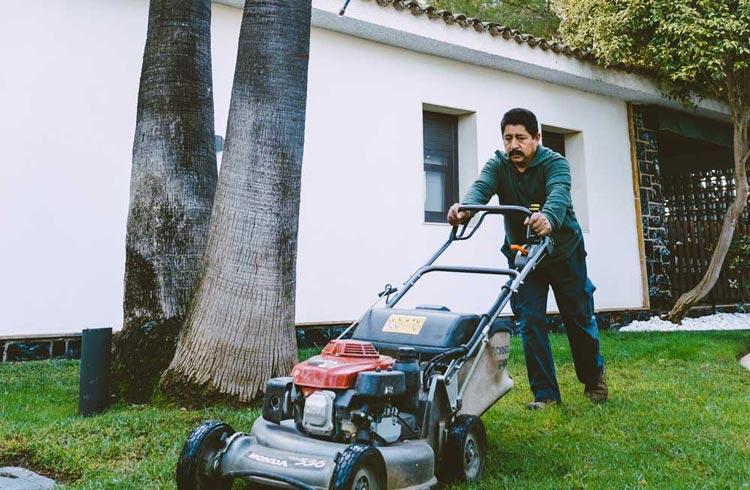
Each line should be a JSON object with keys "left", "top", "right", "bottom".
{"left": 112, "top": 0, "right": 218, "bottom": 403}
{"left": 161, "top": 0, "right": 312, "bottom": 404}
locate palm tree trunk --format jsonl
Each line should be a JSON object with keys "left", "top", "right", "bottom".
{"left": 160, "top": 0, "right": 312, "bottom": 405}
{"left": 113, "top": 0, "right": 218, "bottom": 403}
{"left": 666, "top": 102, "right": 750, "bottom": 323}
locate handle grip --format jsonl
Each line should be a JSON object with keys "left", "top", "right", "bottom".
{"left": 457, "top": 205, "right": 533, "bottom": 217}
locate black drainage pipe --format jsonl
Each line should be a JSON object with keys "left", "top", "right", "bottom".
{"left": 78, "top": 327, "right": 112, "bottom": 416}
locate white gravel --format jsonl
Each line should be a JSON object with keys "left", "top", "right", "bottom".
{"left": 619, "top": 312, "right": 750, "bottom": 332}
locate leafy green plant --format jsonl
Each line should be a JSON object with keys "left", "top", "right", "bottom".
{"left": 725, "top": 234, "right": 750, "bottom": 304}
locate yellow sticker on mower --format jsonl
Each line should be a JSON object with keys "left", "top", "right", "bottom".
{"left": 382, "top": 314, "right": 427, "bottom": 335}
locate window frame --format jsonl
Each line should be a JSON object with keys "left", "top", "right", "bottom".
{"left": 423, "top": 111, "right": 460, "bottom": 223}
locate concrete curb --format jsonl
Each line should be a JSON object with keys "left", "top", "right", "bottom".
{"left": 740, "top": 353, "right": 750, "bottom": 371}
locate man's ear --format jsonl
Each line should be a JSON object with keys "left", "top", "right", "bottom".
{"left": 533, "top": 132, "right": 542, "bottom": 142}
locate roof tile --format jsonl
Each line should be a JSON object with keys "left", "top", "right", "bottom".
{"left": 360, "top": 0, "right": 586, "bottom": 60}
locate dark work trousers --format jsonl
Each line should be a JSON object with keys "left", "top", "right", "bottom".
{"left": 510, "top": 240, "right": 604, "bottom": 403}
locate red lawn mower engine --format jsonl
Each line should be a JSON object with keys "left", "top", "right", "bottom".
{"left": 261, "top": 340, "right": 421, "bottom": 444}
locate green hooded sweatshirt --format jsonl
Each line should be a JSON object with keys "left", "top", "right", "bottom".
{"left": 462, "top": 145, "right": 582, "bottom": 267}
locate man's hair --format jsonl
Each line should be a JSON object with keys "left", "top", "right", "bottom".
{"left": 501, "top": 108, "right": 539, "bottom": 135}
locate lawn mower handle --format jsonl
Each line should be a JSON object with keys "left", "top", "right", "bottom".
{"left": 384, "top": 204, "right": 540, "bottom": 310}
{"left": 338, "top": 205, "right": 542, "bottom": 341}
{"left": 451, "top": 205, "right": 533, "bottom": 241}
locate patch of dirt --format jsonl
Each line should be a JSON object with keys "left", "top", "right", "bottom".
{"left": 159, "top": 369, "right": 258, "bottom": 409}
{"left": 736, "top": 344, "right": 750, "bottom": 361}
{"left": 0, "top": 453, "right": 79, "bottom": 484}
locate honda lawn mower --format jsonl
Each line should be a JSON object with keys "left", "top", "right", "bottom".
{"left": 176, "top": 205, "right": 552, "bottom": 490}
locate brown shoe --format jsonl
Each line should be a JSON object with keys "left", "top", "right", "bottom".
{"left": 585, "top": 370, "right": 608, "bottom": 403}
{"left": 526, "top": 399, "right": 558, "bottom": 410}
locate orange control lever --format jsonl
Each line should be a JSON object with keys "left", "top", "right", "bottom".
{"left": 510, "top": 244, "right": 528, "bottom": 256}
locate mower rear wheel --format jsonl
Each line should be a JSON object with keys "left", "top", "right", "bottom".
{"left": 176, "top": 420, "right": 235, "bottom": 490}
{"left": 438, "top": 414, "right": 487, "bottom": 484}
{"left": 330, "top": 444, "right": 386, "bottom": 490}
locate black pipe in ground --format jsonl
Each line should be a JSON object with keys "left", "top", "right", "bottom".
{"left": 78, "top": 327, "right": 112, "bottom": 416}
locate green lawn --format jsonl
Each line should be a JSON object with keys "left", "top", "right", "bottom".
{"left": 1, "top": 332, "right": 748, "bottom": 489}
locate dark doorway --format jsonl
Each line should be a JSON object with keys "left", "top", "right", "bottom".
{"left": 657, "top": 129, "right": 745, "bottom": 305}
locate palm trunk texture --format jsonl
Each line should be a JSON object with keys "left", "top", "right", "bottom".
{"left": 160, "top": 0, "right": 312, "bottom": 405}
{"left": 113, "top": 0, "right": 218, "bottom": 403}
{"left": 667, "top": 95, "right": 750, "bottom": 322}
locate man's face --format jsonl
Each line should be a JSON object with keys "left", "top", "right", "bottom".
{"left": 503, "top": 124, "right": 541, "bottom": 168}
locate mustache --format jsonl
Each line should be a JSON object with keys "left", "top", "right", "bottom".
{"left": 509, "top": 150, "right": 524, "bottom": 156}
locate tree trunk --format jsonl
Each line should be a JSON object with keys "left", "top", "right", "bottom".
{"left": 112, "top": 0, "right": 218, "bottom": 403}
{"left": 160, "top": 0, "right": 312, "bottom": 405}
{"left": 666, "top": 104, "right": 750, "bottom": 323}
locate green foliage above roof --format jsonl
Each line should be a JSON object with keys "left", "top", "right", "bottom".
{"left": 553, "top": 0, "right": 750, "bottom": 110}
{"left": 426, "top": 0, "right": 561, "bottom": 39}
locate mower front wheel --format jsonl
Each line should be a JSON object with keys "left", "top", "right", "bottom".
{"left": 176, "top": 420, "right": 235, "bottom": 490}
{"left": 438, "top": 414, "right": 487, "bottom": 484}
{"left": 330, "top": 444, "right": 386, "bottom": 490}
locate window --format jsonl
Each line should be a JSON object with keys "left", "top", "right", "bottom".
{"left": 542, "top": 130, "right": 565, "bottom": 156}
{"left": 423, "top": 112, "right": 459, "bottom": 223}
{"left": 542, "top": 125, "right": 589, "bottom": 231}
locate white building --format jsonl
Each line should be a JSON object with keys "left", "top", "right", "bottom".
{"left": 0, "top": 0, "right": 730, "bottom": 337}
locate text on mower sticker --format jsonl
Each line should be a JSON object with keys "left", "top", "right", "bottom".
{"left": 246, "top": 451, "right": 326, "bottom": 469}
{"left": 382, "top": 314, "right": 427, "bottom": 335}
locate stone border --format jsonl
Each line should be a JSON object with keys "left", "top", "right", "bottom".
{"left": 0, "top": 334, "right": 81, "bottom": 363}
{"left": 2, "top": 307, "right": 743, "bottom": 363}
{"left": 741, "top": 353, "right": 750, "bottom": 371}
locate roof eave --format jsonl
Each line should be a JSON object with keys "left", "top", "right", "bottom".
{"left": 216, "top": 0, "right": 730, "bottom": 122}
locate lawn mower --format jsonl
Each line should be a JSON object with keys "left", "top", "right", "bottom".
{"left": 176, "top": 204, "right": 552, "bottom": 490}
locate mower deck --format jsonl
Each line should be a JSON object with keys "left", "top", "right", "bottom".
{"left": 221, "top": 419, "right": 437, "bottom": 489}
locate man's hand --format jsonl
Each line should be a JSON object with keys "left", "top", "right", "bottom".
{"left": 524, "top": 212, "right": 552, "bottom": 236}
{"left": 447, "top": 203, "right": 472, "bottom": 226}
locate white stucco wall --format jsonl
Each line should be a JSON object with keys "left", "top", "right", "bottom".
{"left": 0, "top": 1, "right": 242, "bottom": 335}
{"left": 298, "top": 28, "right": 642, "bottom": 323}
{"left": 0, "top": 0, "right": 643, "bottom": 336}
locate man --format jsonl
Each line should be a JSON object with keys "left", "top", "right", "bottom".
{"left": 447, "top": 108, "right": 607, "bottom": 409}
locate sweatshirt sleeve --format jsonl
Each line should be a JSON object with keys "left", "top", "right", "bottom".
{"left": 461, "top": 157, "right": 500, "bottom": 205}
{"left": 542, "top": 155, "right": 572, "bottom": 231}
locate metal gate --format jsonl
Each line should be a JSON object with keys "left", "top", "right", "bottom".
{"left": 663, "top": 167, "right": 750, "bottom": 305}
